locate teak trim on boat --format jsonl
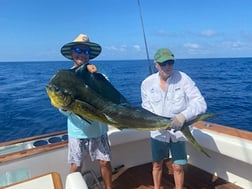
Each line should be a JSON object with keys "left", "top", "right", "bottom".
{"left": 194, "top": 121, "right": 252, "bottom": 140}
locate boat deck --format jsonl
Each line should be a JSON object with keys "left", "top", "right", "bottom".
{"left": 111, "top": 159, "right": 243, "bottom": 189}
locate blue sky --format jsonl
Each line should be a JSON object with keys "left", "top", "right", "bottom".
{"left": 0, "top": 0, "right": 252, "bottom": 61}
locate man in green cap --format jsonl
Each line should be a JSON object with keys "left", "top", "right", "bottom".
{"left": 141, "top": 48, "right": 207, "bottom": 189}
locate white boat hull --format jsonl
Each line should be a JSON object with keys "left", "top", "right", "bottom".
{"left": 1, "top": 122, "right": 252, "bottom": 188}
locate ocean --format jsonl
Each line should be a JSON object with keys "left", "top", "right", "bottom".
{"left": 0, "top": 58, "right": 251, "bottom": 143}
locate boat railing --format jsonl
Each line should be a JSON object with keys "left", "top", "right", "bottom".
{"left": 0, "top": 131, "right": 68, "bottom": 163}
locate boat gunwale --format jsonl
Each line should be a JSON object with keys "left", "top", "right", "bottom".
{"left": 1, "top": 121, "right": 252, "bottom": 164}
{"left": 0, "top": 141, "right": 67, "bottom": 163}
{"left": 193, "top": 121, "right": 252, "bottom": 141}
{"left": 0, "top": 130, "right": 67, "bottom": 147}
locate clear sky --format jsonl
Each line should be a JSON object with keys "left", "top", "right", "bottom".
{"left": 1, "top": 0, "right": 252, "bottom": 61}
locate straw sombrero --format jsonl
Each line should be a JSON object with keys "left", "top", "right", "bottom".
{"left": 61, "top": 34, "right": 102, "bottom": 60}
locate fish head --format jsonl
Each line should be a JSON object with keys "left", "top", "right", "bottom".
{"left": 46, "top": 84, "right": 74, "bottom": 109}
{"left": 46, "top": 69, "right": 83, "bottom": 110}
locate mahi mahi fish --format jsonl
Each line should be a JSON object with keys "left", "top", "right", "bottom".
{"left": 46, "top": 64, "right": 216, "bottom": 157}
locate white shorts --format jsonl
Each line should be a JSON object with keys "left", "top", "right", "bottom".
{"left": 68, "top": 134, "right": 111, "bottom": 166}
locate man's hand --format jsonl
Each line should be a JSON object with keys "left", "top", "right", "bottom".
{"left": 87, "top": 64, "right": 97, "bottom": 73}
{"left": 170, "top": 113, "right": 186, "bottom": 131}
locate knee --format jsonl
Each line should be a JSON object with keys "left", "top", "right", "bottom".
{"left": 99, "top": 160, "right": 111, "bottom": 168}
{"left": 70, "top": 163, "right": 81, "bottom": 172}
{"left": 153, "top": 161, "right": 163, "bottom": 171}
{"left": 172, "top": 163, "right": 183, "bottom": 173}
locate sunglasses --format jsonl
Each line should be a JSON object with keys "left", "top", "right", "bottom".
{"left": 158, "top": 60, "right": 175, "bottom": 66}
{"left": 72, "top": 47, "right": 90, "bottom": 55}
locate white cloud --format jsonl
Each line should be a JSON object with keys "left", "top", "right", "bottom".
{"left": 221, "top": 40, "right": 245, "bottom": 49}
{"left": 133, "top": 44, "right": 141, "bottom": 51}
{"left": 105, "top": 45, "right": 127, "bottom": 52}
{"left": 183, "top": 43, "right": 201, "bottom": 49}
{"left": 200, "top": 29, "right": 218, "bottom": 37}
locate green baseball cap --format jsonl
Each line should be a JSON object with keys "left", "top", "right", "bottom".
{"left": 154, "top": 48, "right": 175, "bottom": 63}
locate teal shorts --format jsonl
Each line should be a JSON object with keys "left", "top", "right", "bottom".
{"left": 151, "top": 138, "right": 187, "bottom": 165}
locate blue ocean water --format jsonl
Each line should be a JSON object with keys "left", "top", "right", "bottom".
{"left": 0, "top": 58, "right": 251, "bottom": 142}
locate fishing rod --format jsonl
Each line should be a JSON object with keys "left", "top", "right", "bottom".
{"left": 137, "top": 0, "right": 153, "bottom": 75}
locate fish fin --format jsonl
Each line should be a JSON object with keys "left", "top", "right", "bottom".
{"left": 91, "top": 73, "right": 129, "bottom": 103}
{"left": 103, "top": 114, "right": 118, "bottom": 124}
{"left": 75, "top": 64, "right": 129, "bottom": 104}
{"left": 78, "top": 115, "right": 92, "bottom": 124}
{"left": 73, "top": 99, "right": 110, "bottom": 124}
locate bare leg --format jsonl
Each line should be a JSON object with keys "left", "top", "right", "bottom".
{"left": 70, "top": 163, "right": 81, "bottom": 173}
{"left": 99, "top": 160, "right": 112, "bottom": 189}
{"left": 172, "top": 163, "right": 184, "bottom": 189}
{"left": 152, "top": 160, "right": 163, "bottom": 189}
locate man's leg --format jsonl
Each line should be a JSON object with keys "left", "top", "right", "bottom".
{"left": 68, "top": 138, "right": 84, "bottom": 173}
{"left": 170, "top": 141, "right": 187, "bottom": 189}
{"left": 152, "top": 160, "right": 164, "bottom": 189}
{"left": 90, "top": 134, "right": 112, "bottom": 189}
{"left": 151, "top": 138, "right": 170, "bottom": 189}
{"left": 99, "top": 160, "right": 112, "bottom": 189}
{"left": 70, "top": 163, "right": 81, "bottom": 173}
{"left": 172, "top": 163, "right": 184, "bottom": 189}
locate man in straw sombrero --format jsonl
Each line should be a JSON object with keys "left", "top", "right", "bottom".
{"left": 60, "top": 34, "right": 112, "bottom": 189}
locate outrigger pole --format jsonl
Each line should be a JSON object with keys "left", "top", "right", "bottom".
{"left": 137, "top": 0, "right": 153, "bottom": 75}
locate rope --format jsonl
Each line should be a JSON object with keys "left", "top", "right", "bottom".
{"left": 137, "top": 0, "right": 153, "bottom": 75}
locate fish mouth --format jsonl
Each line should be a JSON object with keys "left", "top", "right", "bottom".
{"left": 46, "top": 84, "right": 62, "bottom": 93}
{"left": 46, "top": 84, "right": 74, "bottom": 108}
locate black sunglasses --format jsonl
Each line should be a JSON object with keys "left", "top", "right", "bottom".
{"left": 72, "top": 47, "right": 90, "bottom": 55}
{"left": 158, "top": 60, "right": 175, "bottom": 66}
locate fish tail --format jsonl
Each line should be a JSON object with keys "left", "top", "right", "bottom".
{"left": 181, "top": 114, "right": 217, "bottom": 158}
{"left": 182, "top": 126, "right": 211, "bottom": 158}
